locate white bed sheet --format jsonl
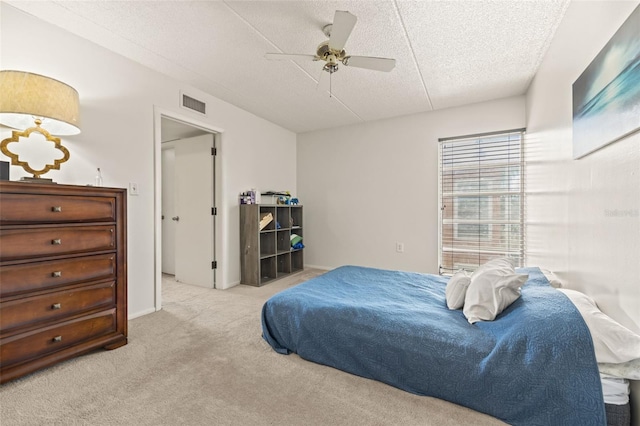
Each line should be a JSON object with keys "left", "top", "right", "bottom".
{"left": 600, "top": 373, "right": 630, "bottom": 405}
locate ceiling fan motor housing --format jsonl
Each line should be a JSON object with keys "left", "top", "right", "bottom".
{"left": 316, "top": 41, "right": 346, "bottom": 63}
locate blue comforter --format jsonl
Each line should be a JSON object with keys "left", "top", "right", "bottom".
{"left": 261, "top": 265, "right": 606, "bottom": 426}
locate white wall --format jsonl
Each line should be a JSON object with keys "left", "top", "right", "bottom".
{"left": 526, "top": 2, "right": 639, "bottom": 419}
{"left": 0, "top": 4, "right": 297, "bottom": 317}
{"left": 526, "top": 1, "right": 639, "bottom": 331}
{"left": 297, "top": 96, "right": 525, "bottom": 273}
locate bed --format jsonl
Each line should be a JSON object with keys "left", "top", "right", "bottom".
{"left": 261, "top": 265, "right": 607, "bottom": 426}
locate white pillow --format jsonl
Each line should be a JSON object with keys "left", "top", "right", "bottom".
{"left": 463, "top": 261, "right": 527, "bottom": 324}
{"left": 470, "top": 257, "right": 516, "bottom": 280}
{"left": 445, "top": 270, "right": 471, "bottom": 310}
{"left": 559, "top": 289, "right": 640, "bottom": 364}
{"left": 540, "top": 268, "right": 564, "bottom": 288}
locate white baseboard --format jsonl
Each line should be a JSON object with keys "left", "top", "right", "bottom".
{"left": 128, "top": 307, "right": 157, "bottom": 320}
{"left": 304, "top": 264, "right": 332, "bottom": 271}
{"left": 218, "top": 280, "right": 240, "bottom": 290}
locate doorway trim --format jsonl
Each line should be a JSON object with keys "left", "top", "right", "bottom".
{"left": 153, "top": 106, "right": 224, "bottom": 311}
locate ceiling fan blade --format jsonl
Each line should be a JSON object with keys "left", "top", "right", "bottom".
{"left": 342, "top": 56, "right": 396, "bottom": 72}
{"left": 328, "top": 10, "right": 357, "bottom": 52}
{"left": 265, "top": 53, "right": 318, "bottom": 61}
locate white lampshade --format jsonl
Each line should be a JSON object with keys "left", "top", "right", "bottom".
{"left": 0, "top": 70, "right": 81, "bottom": 135}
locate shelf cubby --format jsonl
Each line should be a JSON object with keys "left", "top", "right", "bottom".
{"left": 260, "top": 232, "right": 276, "bottom": 257}
{"left": 291, "top": 250, "right": 304, "bottom": 273}
{"left": 260, "top": 256, "right": 277, "bottom": 283}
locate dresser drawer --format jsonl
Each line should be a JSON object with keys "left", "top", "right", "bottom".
{"left": 0, "top": 254, "right": 116, "bottom": 297}
{"left": 1, "top": 281, "right": 116, "bottom": 332}
{"left": 0, "top": 226, "right": 116, "bottom": 261}
{"left": 0, "top": 193, "right": 116, "bottom": 224}
{"left": 0, "top": 309, "right": 117, "bottom": 368}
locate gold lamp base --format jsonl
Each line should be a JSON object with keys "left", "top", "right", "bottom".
{"left": 0, "top": 119, "right": 70, "bottom": 182}
{"left": 20, "top": 176, "right": 55, "bottom": 183}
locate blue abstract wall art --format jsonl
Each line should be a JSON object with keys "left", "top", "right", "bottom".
{"left": 572, "top": 5, "right": 640, "bottom": 159}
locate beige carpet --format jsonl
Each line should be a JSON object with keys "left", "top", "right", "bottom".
{"left": 0, "top": 269, "right": 505, "bottom": 426}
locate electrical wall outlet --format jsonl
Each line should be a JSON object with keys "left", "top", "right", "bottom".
{"left": 396, "top": 242, "right": 404, "bottom": 253}
{"left": 129, "top": 182, "right": 139, "bottom": 196}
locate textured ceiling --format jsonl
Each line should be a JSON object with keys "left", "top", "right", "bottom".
{"left": 5, "top": 0, "right": 570, "bottom": 134}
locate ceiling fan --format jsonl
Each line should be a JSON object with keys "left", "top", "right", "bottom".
{"left": 265, "top": 10, "right": 396, "bottom": 89}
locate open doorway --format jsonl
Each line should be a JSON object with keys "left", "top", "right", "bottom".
{"left": 154, "top": 108, "right": 222, "bottom": 311}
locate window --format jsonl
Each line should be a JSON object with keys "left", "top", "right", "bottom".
{"left": 438, "top": 129, "right": 525, "bottom": 275}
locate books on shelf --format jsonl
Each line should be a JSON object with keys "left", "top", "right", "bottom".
{"left": 259, "top": 212, "right": 273, "bottom": 230}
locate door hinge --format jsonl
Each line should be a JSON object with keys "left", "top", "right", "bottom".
{"left": 211, "top": 147, "right": 217, "bottom": 156}
{"left": 211, "top": 207, "right": 217, "bottom": 215}
{"left": 212, "top": 261, "right": 217, "bottom": 269}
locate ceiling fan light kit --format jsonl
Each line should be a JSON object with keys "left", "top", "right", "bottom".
{"left": 265, "top": 10, "right": 396, "bottom": 93}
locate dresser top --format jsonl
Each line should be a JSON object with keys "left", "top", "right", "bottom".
{"left": 0, "top": 181, "right": 125, "bottom": 197}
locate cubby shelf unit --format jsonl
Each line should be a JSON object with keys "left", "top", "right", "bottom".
{"left": 240, "top": 204, "right": 303, "bottom": 286}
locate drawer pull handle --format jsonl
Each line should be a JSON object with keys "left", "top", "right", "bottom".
{"left": 52, "top": 336, "right": 63, "bottom": 343}
{"left": 51, "top": 239, "right": 62, "bottom": 245}
{"left": 52, "top": 271, "right": 62, "bottom": 277}
{"left": 52, "top": 303, "right": 62, "bottom": 310}
{"left": 51, "top": 206, "right": 62, "bottom": 212}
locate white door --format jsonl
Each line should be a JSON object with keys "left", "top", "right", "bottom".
{"left": 174, "top": 134, "right": 215, "bottom": 288}
{"left": 161, "top": 147, "right": 176, "bottom": 275}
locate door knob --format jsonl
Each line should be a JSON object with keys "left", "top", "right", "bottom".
{"left": 172, "top": 216, "right": 180, "bottom": 221}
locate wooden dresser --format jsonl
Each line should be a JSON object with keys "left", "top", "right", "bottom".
{"left": 0, "top": 181, "right": 127, "bottom": 383}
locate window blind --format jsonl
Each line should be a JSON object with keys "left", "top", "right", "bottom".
{"left": 438, "top": 129, "right": 525, "bottom": 275}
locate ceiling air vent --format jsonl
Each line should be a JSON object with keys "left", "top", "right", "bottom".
{"left": 181, "top": 92, "right": 206, "bottom": 115}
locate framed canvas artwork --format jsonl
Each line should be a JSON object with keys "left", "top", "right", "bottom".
{"left": 572, "top": 5, "right": 640, "bottom": 159}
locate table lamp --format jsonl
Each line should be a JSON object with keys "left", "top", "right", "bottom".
{"left": 0, "top": 70, "right": 80, "bottom": 182}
